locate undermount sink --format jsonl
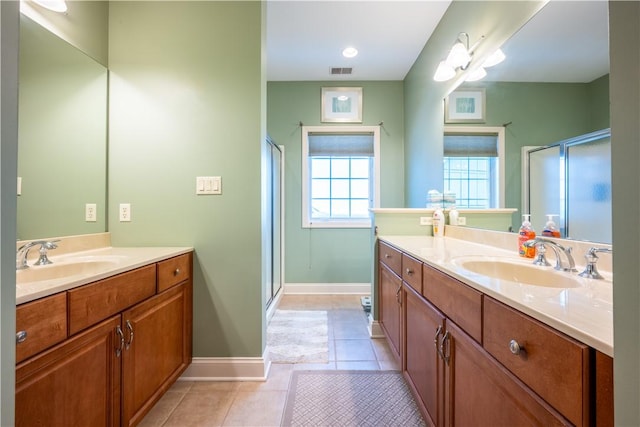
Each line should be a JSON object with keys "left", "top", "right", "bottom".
{"left": 452, "top": 256, "right": 582, "bottom": 288}
{"left": 17, "top": 259, "right": 120, "bottom": 284}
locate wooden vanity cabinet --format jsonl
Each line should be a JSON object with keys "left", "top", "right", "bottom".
{"left": 403, "top": 283, "right": 444, "bottom": 427}
{"left": 377, "top": 239, "right": 613, "bottom": 426}
{"left": 15, "top": 252, "right": 193, "bottom": 427}
{"left": 16, "top": 315, "right": 122, "bottom": 427}
{"left": 379, "top": 263, "right": 402, "bottom": 359}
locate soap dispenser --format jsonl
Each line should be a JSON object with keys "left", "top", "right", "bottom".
{"left": 518, "top": 214, "right": 536, "bottom": 258}
{"left": 541, "top": 214, "right": 561, "bottom": 238}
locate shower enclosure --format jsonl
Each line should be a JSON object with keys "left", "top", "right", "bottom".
{"left": 522, "top": 128, "right": 611, "bottom": 244}
{"left": 265, "top": 137, "right": 284, "bottom": 308}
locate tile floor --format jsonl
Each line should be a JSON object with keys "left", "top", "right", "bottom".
{"left": 140, "top": 294, "right": 399, "bottom": 427}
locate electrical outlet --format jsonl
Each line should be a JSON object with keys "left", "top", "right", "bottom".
{"left": 420, "top": 216, "right": 433, "bottom": 226}
{"left": 85, "top": 203, "right": 97, "bottom": 222}
{"left": 457, "top": 216, "right": 467, "bottom": 225}
{"left": 119, "top": 203, "right": 131, "bottom": 222}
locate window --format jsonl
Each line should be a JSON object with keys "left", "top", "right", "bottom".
{"left": 443, "top": 126, "right": 505, "bottom": 209}
{"left": 302, "top": 126, "right": 380, "bottom": 228}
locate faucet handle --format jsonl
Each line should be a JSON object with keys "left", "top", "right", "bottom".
{"left": 578, "top": 247, "right": 612, "bottom": 279}
{"left": 32, "top": 240, "right": 60, "bottom": 266}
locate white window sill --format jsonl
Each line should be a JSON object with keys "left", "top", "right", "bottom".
{"left": 303, "top": 220, "right": 372, "bottom": 229}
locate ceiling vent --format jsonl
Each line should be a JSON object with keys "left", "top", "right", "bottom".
{"left": 330, "top": 67, "right": 353, "bottom": 75}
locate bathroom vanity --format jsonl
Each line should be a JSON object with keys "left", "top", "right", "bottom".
{"left": 14, "top": 243, "right": 193, "bottom": 427}
{"left": 377, "top": 234, "right": 613, "bottom": 427}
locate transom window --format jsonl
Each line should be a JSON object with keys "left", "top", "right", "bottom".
{"left": 302, "top": 126, "right": 380, "bottom": 228}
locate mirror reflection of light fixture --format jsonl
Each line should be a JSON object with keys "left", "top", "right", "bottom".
{"left": 446, "top": 33, "right": 472, "bottom": 69}
{"left": 465, "top": 67, "right": 487, "bottom": 82}
{"left": 32, "top": 0, "right": 67, "bottom": 13}
{"left": 482, "top": 49, "right": 506, "bottom": 68}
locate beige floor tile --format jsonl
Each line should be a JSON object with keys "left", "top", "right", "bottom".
{"left": 162, "top": 390, "right": 235, "bottom": 427}
{"left": 379, "top": 359, "right": 401, "bottom": 371}
{"left": 238, "top": 363, "right": 292, "bottom": 392}
{"left": 221, "top": 390, "right": 287, "bottom": 426}
{"left": 293, "top": 361, "right": 337, "bottom": 370}
{"left": 168, "top": 380, "right": 196, "bottom": 393}
{"left": 335, "top": 339, "right": 377, "bottom": 361}
{"left": 139, "top": 390, "right": 186, "bottom": 427}
{"left": 336, "top": 360, "right": 380, "bottom": 370}
{"left": 371, "top": 337, "right": 396, "bottom": 361}
{"left": 332, "top": 320, "right": 371, "bottom": 339}
{"left": 189, "top": 381, "right": 241, "bottom": 393}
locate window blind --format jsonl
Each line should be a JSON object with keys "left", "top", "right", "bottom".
{"left": 308, "top": 133, "right": 374, "bottom": 157}
{"left": 444, "top": 134, "right": 498, "bottom": 157}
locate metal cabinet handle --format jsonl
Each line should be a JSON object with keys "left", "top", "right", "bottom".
{"left": 395, "top": 284, "right": 402, "bottom": 305}
{"left": 16, "top": 330, "right": 27, "bottom": 344}
{"left": 433, "top": 326, "right": 442, "bottom": 350}
{"left": 405, "top": 268, "right": 413, "bottom": 276}
{"left": 440, "top": 331, "right": 451, "bottom": 364}
{"left": 509, "top": 339, "right": 523, "bottom": 355}
{"left": 384, "top": 253, "right": 391, "bottom": 259}
{"left": 174, "top": 268, "right": 181, "bottom": 276}
{"left": 115, "top": 325, "right": 125, "bottom": 357}
{"left": 125, "top": 320, "right": 134, "bottom": 349}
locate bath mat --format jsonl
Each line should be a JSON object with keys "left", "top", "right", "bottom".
{"left": 267, "top": 310, "right": 328, "bottom": 363}
{"left": 282, "top": 370, "right": 426, "bottom": 426}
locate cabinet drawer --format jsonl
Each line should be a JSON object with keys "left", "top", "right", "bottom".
{"left": 422, "top": 263, "right": 482, "bottom": 343}
{"left": 157, "top": 253, "right": 192, "bottom": 292}
{"left": 401, "top": 253, "right": 422, "bottom": 293}
{"left": 379, "top": 241, "right": 401, "bottom": 276}
{"left": 16, "top": 293, "right": 67, "bottom": 363}
{"left": 68, "top": 265, "right": 157, "bottom": 335}
{"left": 483, "top": 297, "right": 589, "bottom": 426}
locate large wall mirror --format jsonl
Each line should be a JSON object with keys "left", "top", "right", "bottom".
{"left": 18, "top": 14, "right": 108, "bottom": 240}
{"left": 445, "top": 1, "right": 610, "bottom": 243}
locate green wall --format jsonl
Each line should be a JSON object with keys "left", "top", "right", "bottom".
{"left": 108, "top": 1, "right": 266, "bottom": 358}
{"left": 267, "top": 81, "right": 404, "bottom": 284}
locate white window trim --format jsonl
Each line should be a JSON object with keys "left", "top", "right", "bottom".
{"left": 301, "top": 125, "right": 380, "bottom": 229}
{"left": 443, "top": 125, "right": 506, "bottom": 208}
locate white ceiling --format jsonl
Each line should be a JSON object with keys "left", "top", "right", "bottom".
{"left": 266, "top": 0, "right": 610, "bottom": 83}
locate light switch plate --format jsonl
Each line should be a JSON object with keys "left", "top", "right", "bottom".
{"left": 457, "top": 216, "right": 467, "bottom": 225}
{"left": 196, "top": 176, "right": 222, "bottom": 195}
{"left": 420, "top": 217, "right": 433, "bottom": 226}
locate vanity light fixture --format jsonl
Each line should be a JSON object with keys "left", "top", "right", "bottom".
{"left": 433, "top": 32, "right": 489, "bottom": 82}
{"left": 32, "top": 0, "right": 67, "bottom": 13}
{"left": 342, "top": 47, "right": 358, "bottom": 58}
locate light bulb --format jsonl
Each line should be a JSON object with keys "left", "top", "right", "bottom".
{"left": 433, "top": 61, "right": 456, "bottom": 82}
{"left": 342, "top": 47, "right": 358, "bottom": 58}
{"left": 446, "top": 41, "right": 471, "bottom": 69}
{"left": 483, "top": 49, "right": 505, "bottom": 68}
{"left": 465, "top": 67, "right": 487, "bottom": 82}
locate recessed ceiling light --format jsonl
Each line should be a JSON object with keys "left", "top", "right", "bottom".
{"left": 342, "top": 47, "right": 358, "bottom": 58}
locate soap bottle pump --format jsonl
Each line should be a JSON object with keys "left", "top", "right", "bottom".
{"left": 518, "top": 214, "right": 536, "bottom": 258}
{"left": 541, "top": 214, "right": 561, "bottom": 238}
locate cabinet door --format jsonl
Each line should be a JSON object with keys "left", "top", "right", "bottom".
{"left": 121, "top": 281, "right": 192, "bottom": 427}
{"left": 379, "top": 263, "right": 402, "bottom": 359}
{"left": 404, "top": 284, "right": 445, "bottom": 427}
{"left": 16, "top": 316, "right": 122, "bottom": 427}
{"left": 444, "top": 320, "right": 569, "bottom": 427}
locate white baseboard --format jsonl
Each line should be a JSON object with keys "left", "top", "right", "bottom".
{"left": 368, "top": 319, "right": 385, "bottom": 338}
{"left": 180, "top": 349, "right": 271, "bottom": 381}
{"left": 284, "top": 282, "right": 371, "bottom": 295}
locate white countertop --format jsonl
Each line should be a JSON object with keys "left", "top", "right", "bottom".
{"left": 379, "top": 235, "right": 613, "bottom": 357}
{"left": 16, "top": 246, "right": 193, "bottom": 305}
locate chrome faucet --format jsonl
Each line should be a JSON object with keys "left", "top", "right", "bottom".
{"left": 524, "top": 237, "right": 577, "bottom": 272}
{"left": 16, "top": 240, "right": 59, "bottom": 270}
{"left": 579, "top": 247, "right": 612, "bottom": 280}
